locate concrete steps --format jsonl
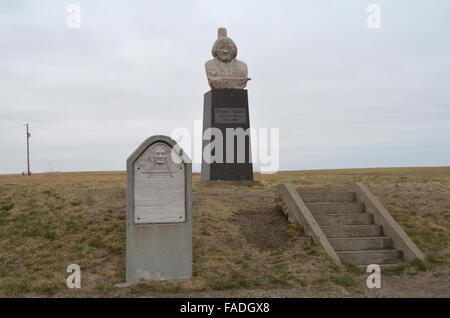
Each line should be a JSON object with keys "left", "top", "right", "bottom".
{"left": 329, "top": 237, "right": 392, "bottom": 251}
{"left": 337, "top": 250, "right": 402, "bottom": 265}
{"left": 300, "top": 192, "right": 356, "bottom": 203}
{"left": 314, "top": 213, "right": 373, "bottom": 226}
{"left": 306, "top": 202, "right": 364, "bottom": 214}
{"left": 321, "top": 225, "right": 382, "bottom": 238}
{"left": 298, "top": 191, "right": 403, "bottom": 265}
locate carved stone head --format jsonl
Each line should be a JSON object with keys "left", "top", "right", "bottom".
{"left": 154, "top": 145, "right": 168, "bottom": 165}
{"left": 211, "top": 28, "right": 238, "bottom": 63}
{"left": 205, "top": 27, "right": 250, "bottom": 89}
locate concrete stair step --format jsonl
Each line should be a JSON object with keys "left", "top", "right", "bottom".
{"left": 299, "top": 192, "right": 356, "bottom": 203}
{"left": 321, "top": 225, "right": 382, "bottom": 238}
{"left": 357, "top": 263, "right": 405, "bottom": 270}
{"left": 314, "top": 213, "right": 373, "bottom": 226}
{"left": 337, "top": 249, "right": 403, "bottom": 265}
{"left": 306, "top": 202, "right": 364, "bottom": 214}
{"left": 329, "top": 237, "right": 392, "bottom": 251}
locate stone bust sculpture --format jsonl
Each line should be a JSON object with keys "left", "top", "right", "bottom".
{"left": 205, "top": 28, "right": 251, "bottom": 89}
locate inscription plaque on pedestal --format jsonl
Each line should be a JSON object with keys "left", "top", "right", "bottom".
{"left": 215, "top": 108, "right": 246, "bottom": 124}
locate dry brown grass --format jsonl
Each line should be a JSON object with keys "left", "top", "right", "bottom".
{"left": 0, "top": 167, "right": 448, "bottom": 297}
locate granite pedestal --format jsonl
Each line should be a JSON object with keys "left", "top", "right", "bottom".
{"left": 201, "top": 89, "right": 253, "bottom": 181}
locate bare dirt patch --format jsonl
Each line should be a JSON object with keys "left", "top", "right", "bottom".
{"left": 233, "top": 206, "right": 302, "bottom": 251}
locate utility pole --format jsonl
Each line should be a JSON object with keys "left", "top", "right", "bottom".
{"left": 25, "top": 124, "right": 31, "bottom": 176}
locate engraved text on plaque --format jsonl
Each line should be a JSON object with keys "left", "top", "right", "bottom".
{"left": 133, "top": 142, "right": 185, "bottom": 224}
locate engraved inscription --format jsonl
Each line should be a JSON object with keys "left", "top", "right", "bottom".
{"left": 134, "top": 142, "right": 185, "bottom": 224}
{"left": 215, "top": 108, "right": 246, "bottom": 124}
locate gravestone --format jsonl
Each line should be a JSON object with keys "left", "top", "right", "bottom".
{"left": 201, "top": 27, "right": 254, "bottom": 181}
{"left": 126, "top": 135, "right": 192, "bottom": 282}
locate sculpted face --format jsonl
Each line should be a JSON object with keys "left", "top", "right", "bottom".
{"left": 154, "top": 146, "right": 167, "bottom": 165}
{"left": 206, "top": 28, "right": 249, "bottom": 89}
{"left": 215, "top": 39, "right": 237, "bottom": 63}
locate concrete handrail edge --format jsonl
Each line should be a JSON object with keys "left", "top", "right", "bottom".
{"left": 350, "top": 183, "right": 426, "bottom": 262}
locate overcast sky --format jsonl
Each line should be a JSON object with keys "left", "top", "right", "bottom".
{"left": 1, "top": 0, "right": 449, "bottom": 174}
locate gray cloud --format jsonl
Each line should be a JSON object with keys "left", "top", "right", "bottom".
{"left": 0, "top": 0, "right": 449, "bottom": 174}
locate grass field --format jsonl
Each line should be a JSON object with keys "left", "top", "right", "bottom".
{"left": 0, "top": 167, "right": 449, "bottom": 297}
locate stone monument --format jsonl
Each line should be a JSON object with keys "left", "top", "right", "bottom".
{"left": 201, "top": 27, "right": 254, "bottom": 181}
{"left": 126, "top": 135, "right": 192, "bottom": 282}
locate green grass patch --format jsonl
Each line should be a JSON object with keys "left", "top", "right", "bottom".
{"left": 89, "top": 236, "right": 106, "bottom": 249}
{"left": 383, "top": 264, "right": 407, "bottom": 276}
{"left": 330, "top": 273, "right": 357, "bottom": 287}
{"left": 95, "top": 280, "right": 115, "bottom": 293}
{"left": 207, "top": 280, "right": 241, "bottom": 290}
{"left": 70, "top": 200, "right": 81, "bottom": 206}
{"left": 293, "top": 276, "right": 308, "bottom": 287}
{"left": 33, "top": 280, "right": 62, "bottom": 295}
{"left": 426, "top": 254, "right": 446, "bottom": 265}
{"left": 3, "top": 277, "right": 31, "bottom": 296}
{"left": 0, "top": 201, "right": 14, "bottom": 212}
{"left": 267, "top": 275, "right": 290, "bottom": 286}
{"left": 343, "top": 262, "right": 361, "bottom": 274}
{"left": 43, "top": 230, "right": 57, "bottom": 241}
{"left": 409, "top": 258, "right": 427, "bottom": 271}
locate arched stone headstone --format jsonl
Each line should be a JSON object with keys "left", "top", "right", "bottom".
{"left": 126, "top": 135, "right": 192, "bottom": 282}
